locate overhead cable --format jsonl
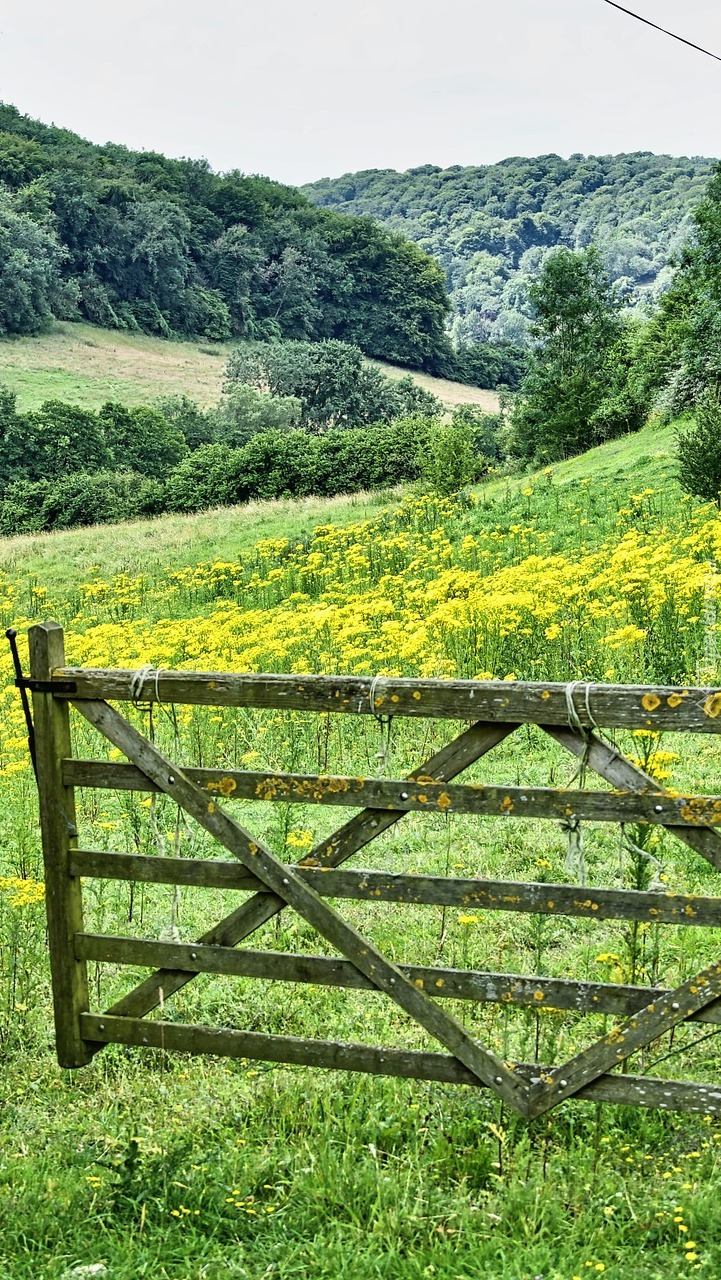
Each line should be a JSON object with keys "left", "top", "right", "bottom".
{"left": 602, "top": 0, "right": 721, "bottom": 64}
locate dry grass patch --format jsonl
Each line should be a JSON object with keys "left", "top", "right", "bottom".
{"left": 0, "top": 323, "right": 500, "bottom": 413}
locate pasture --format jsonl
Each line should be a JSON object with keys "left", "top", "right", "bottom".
{"left": 0, "top": 323, "right": 498, "bottom": 414}
{"left": 1, "top": 419, "right": 721, "bottom": 1279}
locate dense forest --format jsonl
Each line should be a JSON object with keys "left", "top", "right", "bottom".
{"left": 0, "top": 103, "right": 453, "bottom": 371}
{"left": 304, "top": 153, "right": 716, "bottom": 345}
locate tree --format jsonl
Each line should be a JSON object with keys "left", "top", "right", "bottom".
{"left": 155, "top": 395, "right": 217, "bottom": 451}
{"left": 98, "top": 403, "right": 188, "bottom": 478}
{"left": 451, "top": 404, "right": 505, "bottom": 461}
{"left": 390, "top": 375, "right": 443, "bottom": 419}
{"left": 212, "top": 384, "right": 302, "bottom": 447}
{"left": 418, "top": 421, "right": 478, "bottom": 495}
{"left": 676, "top": 394, "right": 721, "bottom": 505}
{"left": 224, "top": 340, "right": 441, "bottom": 431}
{"left": 451, "top": 341, "right": 527, "bottom": 390}
{"left": 23, "top": 401, "right": 110, "bottom": 480}
{"left": 0, "top": 387, "right": 29, "bottom": 488}
{"left": 0, "top": 190, "right": 74, "bottom": 335}
{"left": 305, "top": 153, "right": 714, "bottom": 351}
{"left": 511, "top": 247, "right": 643, "bottom": 459}
{"left": 0, "top": 131, "right": 48, "bottom": 187}
{"left": 643, "top": 166, "right": 721, "bottom": 414}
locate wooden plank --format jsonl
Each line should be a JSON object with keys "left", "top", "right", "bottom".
{"left": 527, "top": 956, "right": 721, "bottom": 1118}
{"left": 79, "top": 1012, "right": 721, "bottom": 1116}
{"left": 63, "top": 758, "right": 721, "bottom": 832}
{"left": 98, "top": 722, "right": 516, "bottom": 1023}
{"left": 54, "top": 667, "right": 721, "bottom": 733}
{"left": 72, "top": 698, "right": 530, "bottom": 1113}
{"left": 70, "top": 849, "right": 262, "bottom": 890}
{"left": 300, "top": 867, "right": 721, "bottom": 927}
{"left": 73, "top": 932, "right": 721, "bottom": 1024}
{"left": 546, "top": 726, "right": 721, "bottom": 871}
{"left": 29, "top": 624, "right": 92, "bottom": 1068}
{"left": 70, "top": 849, "right": 721, "bottom": 928}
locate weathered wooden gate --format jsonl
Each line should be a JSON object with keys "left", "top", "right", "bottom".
{"left": 26, "top": 620, "right": 721, "bottom": 1118}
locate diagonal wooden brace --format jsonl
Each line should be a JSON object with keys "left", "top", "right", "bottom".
{"left": 526, "top": 955, "right": 721, "bottom": 1118}
{"left": 96, "top": 720, "right": 516, "bottom": 1025}
{"left": 73, "top": 699, "right": 530, "bottom": 1113}
{"left": 545, "top": 726, "right": 721, "bottom": 871}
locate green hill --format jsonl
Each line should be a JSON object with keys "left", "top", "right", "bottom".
{"left": 0, "top": 102, "right": 451, "bottom": 370}
{"left": 304, "top": 153, "right": 716, "bottom": 345}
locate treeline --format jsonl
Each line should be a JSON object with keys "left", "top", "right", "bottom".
{"left": 0, "top": 103, "right": 453, "bottom": 371}
{"left": 0, "top": 418, "right": 431, "bottom": 534}
{"left": 304, "top": 153, "right": 714, "bottom": 347}
{"left": 507, "top": 163, "right": 721, "bottom": 462}
{"left": 0, "top": 339, "right": 501, "bottom": 533}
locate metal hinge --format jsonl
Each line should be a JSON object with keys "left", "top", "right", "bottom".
{"left": 15, "top": 677, "right": 78, "bottom": 695}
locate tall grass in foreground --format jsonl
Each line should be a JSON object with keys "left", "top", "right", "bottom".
{"left": 2, "top": 454, "right": 721, "bottom": 1277}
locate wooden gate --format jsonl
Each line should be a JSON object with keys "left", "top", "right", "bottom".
{"left": 26, "top": 620, "right": 721, "bottom": 1118}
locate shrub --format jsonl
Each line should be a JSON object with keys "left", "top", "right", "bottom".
{"left": 0, "top": 471, "right": 164, "bottom": 534}
{"left": 0, "top": 478, "right": 51, "bottom": 534}
{"left": 419, "top": 421, "right": 479, "bottom": 495}
{"left": 98, "top": 403, "right": 187, "bottom": 478}
{"left": 164, "top": 444, "right": 242, "bottom": 513}
{"left": 676, "top": 393, "right": 721, "bottom": 505}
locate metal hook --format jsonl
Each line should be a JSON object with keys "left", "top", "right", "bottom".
{"left": 5, "top": 628, "right": 37, "bottom": 781}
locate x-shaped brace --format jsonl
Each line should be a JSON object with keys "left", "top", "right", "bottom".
{"left": 72, "top": 700, "right": 721, "bottom": 1118}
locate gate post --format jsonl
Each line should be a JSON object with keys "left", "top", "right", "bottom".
{"left": 29, "top": 622, "right": 91, "bottom": 1067}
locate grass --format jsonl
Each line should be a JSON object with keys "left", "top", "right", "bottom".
{"left": 2, "top": 416, "right": 721, "bottom": 1279}
{"left": 0, "top": 324, "right": 235, "bottom": 410}
{"left": 0, "top": 323, "right": 498, "bottom": 413}
{"left": 373, "top": 358, "right": 501, "bottom": 411}
{"left": 2, "top": 1054, "right": 718, "bottom": 1280}
{"left": 0, "top": 416, "right": 674, "bottom": 595}
{"left": 0, "top": 487, "right": 400, "bottom": 599}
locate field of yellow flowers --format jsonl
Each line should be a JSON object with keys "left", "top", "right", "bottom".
{"left": 3, "top": 426, "right": 721, "bottom": 1280}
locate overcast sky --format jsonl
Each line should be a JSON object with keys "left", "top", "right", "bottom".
{"left": 1, "top": 0, "right": 720, "bottom": 185}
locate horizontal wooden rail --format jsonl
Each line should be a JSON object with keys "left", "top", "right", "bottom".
{"left": 48, "top": 668, "right": 721, "bottom": 732}
{"left": 79, "top": 1012, "right": 721, "bottom": 1115}
{"left": 70, "top": 849, "right": 260, "bottom": 889}
{"left": 70, "top": 850, "right": 721, "bottom": 926}
{"left": 32, "top": 620, "right": 721, "bottom": 1116}
{"left": 63, "top": 759, "right": 721, "bottom": 830}
{"left": 74, "top": 933, "right": 721, "bottom": 1025}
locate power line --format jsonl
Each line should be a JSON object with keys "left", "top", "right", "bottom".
{"left": 602, "top": 0, "right": 721, "bottom": 64}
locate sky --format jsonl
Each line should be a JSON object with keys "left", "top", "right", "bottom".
{"left": 1, "top": 0, "right": 720, "bottom": 186}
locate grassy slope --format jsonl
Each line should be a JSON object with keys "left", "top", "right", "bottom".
{"left": 4, "top": 420, "right": 715, "bottom": 1280}
{"left": 373, "top": 358, "right": 501, "bottom": 411}
{"left": 0, "top": 489, "right": 401, "bottom": 590}
{"left": 0, "top": 416, "right": 675, "bottom": 592}
{"left": 0, "top": 322, "right": 499, "bottom": 413}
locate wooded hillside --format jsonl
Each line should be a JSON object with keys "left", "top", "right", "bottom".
{"left": 0, "top": 103, "right": 451, "bottom": 370}
{"left": 304, "top": 153, "right": 716, "bottom": 344}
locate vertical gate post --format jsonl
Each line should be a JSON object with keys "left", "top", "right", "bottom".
{"left": 29, "top": 622, "right": 91, "bottom": 1067}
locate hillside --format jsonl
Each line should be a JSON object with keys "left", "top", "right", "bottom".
{"left": 304, "top": 152, "right": 717, "bottom": 345}
{"left": 0, "top": 321, "right": 498, "bottom": 412}
{"left": 4, "top": 414, "right": 721, "bottom": 1280}
{"left": 0, "top": 416, "right": 677, "bottom": 593}
{"left": 0, "top": 102, "right": 451, "bottom": 370}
